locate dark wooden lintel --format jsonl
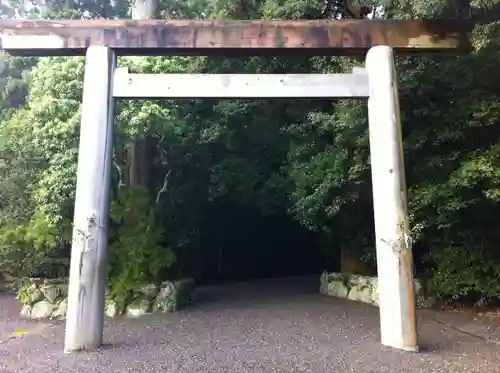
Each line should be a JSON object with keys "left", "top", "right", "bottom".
{"left": 0, "top": 19, "right": 473, "bottom": 57}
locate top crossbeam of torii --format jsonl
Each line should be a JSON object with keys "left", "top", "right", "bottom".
{"left": 0, "top": 19, "right": 472, "bottom": 57}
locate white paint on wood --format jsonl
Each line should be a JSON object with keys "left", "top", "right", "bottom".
{"left": 64, "top": 46, "right": 115, "bottom": 353}
{"left": 352, "top": 66, "right": 367, "bottom": 75}
{"left": 112, "top": 68, "right": 370, "bottom": 99}
{"left": 366, "top": 45, "right": 418, "bottom": 352}
{"left": 1, "top": 34, "right": 66, "bottom": 49}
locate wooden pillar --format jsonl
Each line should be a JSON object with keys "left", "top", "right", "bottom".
{"left": 64, "top": 46, "right": 115, "bottom": 353}
{"left": 365, "top": 46, "right": 418, "bottom": 352}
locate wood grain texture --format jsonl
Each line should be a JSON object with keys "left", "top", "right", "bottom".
{"left": 112, "top": 69, "right": 370, "bottom": 98}
{"left": 64, "top": 46, "right": 115, "bottom": 353}
{"left": 366, "top": 45, "right": 418, "bottom": 352}
{"left": 0, "top": 19, "right": 472, "bottom": 56}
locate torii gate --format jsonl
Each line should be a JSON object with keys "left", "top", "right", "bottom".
{"left": 0, "top": 19, "right": 471, "bottom": 354}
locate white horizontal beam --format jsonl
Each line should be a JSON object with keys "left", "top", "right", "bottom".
{"left": 112, "top": 68, "right": 369, "bottom": 99}
{"left": 352, "top": 67, "right": 368, "bottom": 75}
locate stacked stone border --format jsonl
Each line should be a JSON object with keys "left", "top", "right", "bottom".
{"left": 12, "top": 277, "right": 196, "bottom": 320}
{"left": 320, "top": 272, "right": 436, "bottom": 308}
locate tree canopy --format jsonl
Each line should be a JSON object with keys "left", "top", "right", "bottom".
{"left": 0, "top": 0, "right": 499, "bottom": 305}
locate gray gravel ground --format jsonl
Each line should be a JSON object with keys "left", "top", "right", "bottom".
{"left": 1, "top": 276, "right": 500, "bottom": 373}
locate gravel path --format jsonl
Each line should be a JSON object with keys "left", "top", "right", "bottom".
{"left": 1, "top": 276, "right": 500, "bottom": 373}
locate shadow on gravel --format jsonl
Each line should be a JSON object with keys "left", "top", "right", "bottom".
{"left": 194, "top": 275, "right": 321, "bottom": 306}
{"left": 1, "top": 276, "right": 500, "bottom": 373}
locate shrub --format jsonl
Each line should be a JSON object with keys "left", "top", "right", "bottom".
{"left": 0, "top": 211, "right": 68, "bottom": 278}
{"left": 107, "top": 186, "right": 176, "bottom": 301}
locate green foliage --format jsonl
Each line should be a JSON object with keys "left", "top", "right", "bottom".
{"left": 107, "top": 186, "right": 176, "bottom": 301}
{"left": 0, "top": 57, "right": 84, "bottom": 227}
{"left": 430, "top": 242, "right": 500, "bottom": 305}
{"left": 0, "top": 211, "right": 67, "bottom": 278}
{"left": 1, "top": 0, "right": 500, "bottom": 305}
{"left": 16, "top": 284, "right": 32, "bottom": 305}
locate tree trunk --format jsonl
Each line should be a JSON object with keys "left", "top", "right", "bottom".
{"left": 126, "top": 0, "right": 158, "bottom": 189}
{"left": 131, "top": 0, "right": 158, "bottom": 19}
{"left": 340, "top": 246, "right": 371, "bottom": 276}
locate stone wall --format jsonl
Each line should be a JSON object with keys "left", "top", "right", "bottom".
{"left": 18, "top": 278, "right": 196, "bottom": 320}
{"left": 319, "top": 272, "right": 436, "bottom": 308}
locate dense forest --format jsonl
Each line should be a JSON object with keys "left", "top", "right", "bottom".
{"left": 0, "top": 0, "right": 499, "bottom": 305}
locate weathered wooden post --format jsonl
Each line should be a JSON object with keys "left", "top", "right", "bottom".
{"left": 64, "top": 46, "right": 116, "bottom": 352}
{"left": 366, "top": 45, "right": 418, "bottom": 351}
